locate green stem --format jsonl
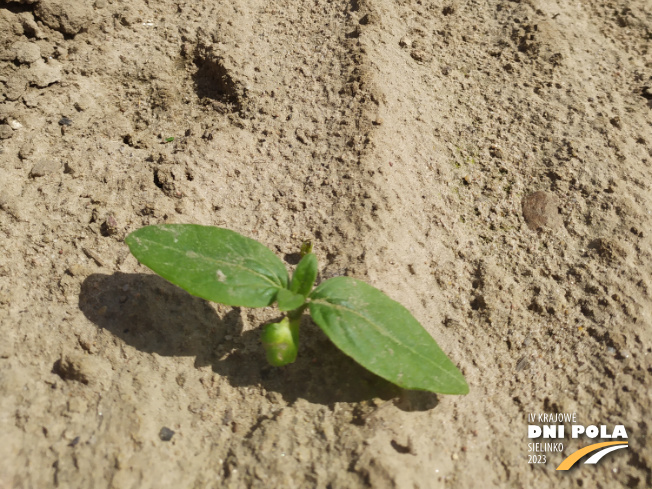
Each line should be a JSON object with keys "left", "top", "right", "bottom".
{"left": 289, "top": 315, "right": 300, "bottom": 348}
{"left": 288, "top": 304, "right": 306, "bottom": 347}
{"left": 288, "top": 304, "right": 307, "bottom": 322}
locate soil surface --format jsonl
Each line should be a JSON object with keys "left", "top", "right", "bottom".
{"left": 1, "top": 0, "right": 651, "bottom": 487}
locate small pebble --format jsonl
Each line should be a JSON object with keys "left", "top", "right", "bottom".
{"left": 29, "top": 59, "right": 62, "bottom": 88}
{"left": 30, "top": 159, "right": 61, "bottom": 178}
{"left": 19, "top": 143, "right": 35, "bottom": 160}
{"left": 358, "top": 13, "right": 377, "bottom": 25}
{"left": 5, "top": 75, "right": 27, "bottom": 101}
{"left": 53, "top": 353, "right": 99, "bottom": 385}
{"left": 410, "top": 49, "right": 432, "bottom": 62}
{"left": 22, "top": 92, "right": 39, "bottom": 108}
{"left": 522, "top": 191, "right": 563, "bottom": 231}
{"left": 19, "top": 14, "right": 44, "bottom": 39}
{"left": 66, "top": 263, "right": 93, "bottom": 277}
{"left": 399, "top": 36, "right": 412, "bottom": 48}
{"left": 12, "top": 41, "right": 41, "bottom": 64}
{"left": 159, "top": 427, "right": 175, "bottom": 442}
{"left": 100, "top": 215, "right": 118, "bottom": 236}
{"left": 0, "top": 125, "right": 13, "bottom": 140}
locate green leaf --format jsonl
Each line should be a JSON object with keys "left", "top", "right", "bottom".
{"left": 126, "top": 224, "right": 288, "bottom": 308}
{"left": 261, "top": 317, "right": 299, "bottom": 366}
{"left": 309, "top": 277, "right": 468, "bottom": 395}
{"left": 290, "top": 253, "right": 318, "bottom": 297}
{"left": 276, "top": 288, "right": 306, "bottom": 312}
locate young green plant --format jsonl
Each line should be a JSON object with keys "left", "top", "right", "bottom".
{"left": 126, "top": 224, "right": 468, "bottom": 395}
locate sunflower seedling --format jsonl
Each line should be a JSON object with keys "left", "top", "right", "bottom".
{"left": 126, "top": 224, "right": 468, "bottom": 395}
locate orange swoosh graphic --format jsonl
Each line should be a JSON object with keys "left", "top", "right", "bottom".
{"left": 557, "top": 441, "right": 628, "bottom": 470}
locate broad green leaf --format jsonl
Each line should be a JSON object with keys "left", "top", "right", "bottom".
{"left": 126, "top": 224, "right": 288, "bottom": 308}
{"left": 276, "top": 288, "right": 306, "bottom": 312}
{"left": 261, "top": 317, "right": 299, "bottom": 366}
{"left": 290, "top": 253, "right": 318, "bottom": 297}
{"left": 309, "top": 277, "right": 468, "bottom": 395}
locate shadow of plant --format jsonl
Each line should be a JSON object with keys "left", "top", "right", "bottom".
{"left": 80, "top": 273, "right": 438, "bottom": 410}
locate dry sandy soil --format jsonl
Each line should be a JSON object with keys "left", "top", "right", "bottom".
{"left": 1, "top": 0, "right": 651, "bottom": 487}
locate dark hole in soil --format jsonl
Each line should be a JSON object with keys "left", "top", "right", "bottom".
{"left": 192, "top": 55, "right": 241, "bottom": 111}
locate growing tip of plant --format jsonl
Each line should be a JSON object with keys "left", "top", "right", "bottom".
{"left": 300, "top": 240, "right": 313, "bottom": 257}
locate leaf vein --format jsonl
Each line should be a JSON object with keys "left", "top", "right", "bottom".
{"left": 140, "top": 237, "right": 283, "bottom": 288}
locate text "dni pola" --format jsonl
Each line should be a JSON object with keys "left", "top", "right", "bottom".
{"left": 528, "top": 424, "right": 628, "bottom": 439}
